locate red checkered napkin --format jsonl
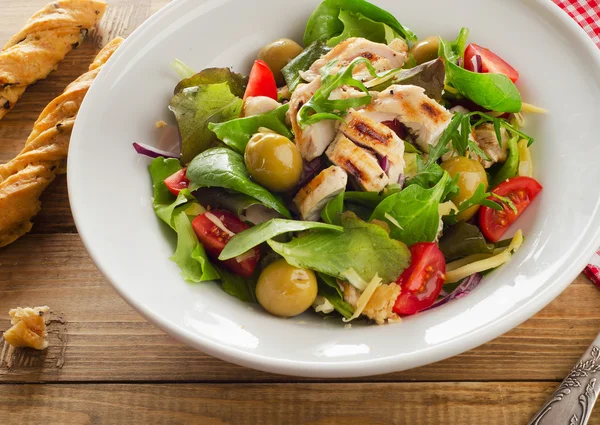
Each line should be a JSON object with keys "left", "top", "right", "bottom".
{"left": 552, "top": 0, "right": 600, "bottom": 288}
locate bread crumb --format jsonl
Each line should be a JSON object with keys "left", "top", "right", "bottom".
{"left": 344, "top": 324, "right": 352, "bottom": 329}
{"left": 155, "top": 120, "right": 167, "bottom": 128}
{"left": 3, "top": 306, "right": 50, "bottom": 350}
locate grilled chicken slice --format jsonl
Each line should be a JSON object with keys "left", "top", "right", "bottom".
{"left": 301, "top": 37, "right": 408, "bottom": 83}
{"left": 288, "top": 77, "right": 338, "bottom": 161}
{"left": 342, "top": 282, "right": 400, "bottom": 325}
{"left": 471, "top": 123, "right": 509, "bottom": 168}
{"left": 340, "top": 110, "right": 405, "bottom": 183}
{"left": 326, "top": 134, "right": 389, "bottom": 192}
{"left": 243, "top": 96, "right": 280, "bottom": 117}
{"left": 360, "top": 85, "right": 452, "bottom": 152}
{"left": 293, "top": 166, "right": 348, "bottom": 221}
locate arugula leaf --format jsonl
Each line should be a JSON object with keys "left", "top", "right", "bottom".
{"left": 438, "top": 221, "right": 495, "bottom": 261}
{"left": 405, "top": 158, "right": 459, "bottom": 201}
{"left": 216, "top": 265, "right": 257, "bottom": 303}
{"left": 208, "top": 104, "right": 292, "bottom": 154}
{"left": 268, "top": 213, "right": 411, "bottom": 284}
{"left": 456, "top": 183, "right": 502, "bottom": 214}
{"left": 371, "top": 172, "right": 450, "bottom": 245}
{"left": 149, "top": 157, "right": 183, "bottom": 205}
{"left": 170, "top": 82, "right": 243, "bottom": 164}
{"left": 425, "top": 113, "right": 463, "bottom": 166}
{"left": 317, "top": 272, "right": 354, "bottom": 319}
{"left": 171, "top": 210, "right": 220, "bottom": 283}
{"left": 470, "top": 111, "right": 534, "bottom": 146}
{"left": 321, "top": 191, "right": 345, "bottom": 225}
{"left": 298, "top": 57, "right": 385, "bottom": 127}
{"left": 439, "top": 30, "right": 522, "bottom": 113}
{"left": 304, "top": 0, "right": 418, "bottom": 46}
{"left": 491, "top": 193, "right": 518, "bottom": 214}
{"left": 282, "top": 41, "right": 331, "bottom": 91}
{"left": 187, "top": 147, "right": 291, "bottom": 218}
{"left": 219, "top": 219, "right": 343, "bottom": 260}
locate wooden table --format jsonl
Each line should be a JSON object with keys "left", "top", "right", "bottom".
{"left": 1, "top": 1, "right": 600, "bottom": 424}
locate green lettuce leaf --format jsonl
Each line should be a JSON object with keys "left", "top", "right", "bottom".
{"left": 170, "top": 82, "right": 243, "bottom": 164}
{"left": 321, "top": 191, "right": 345, "bottom": 225}
{"left": 371, "top": 172, "right": 450, "bottom": 246}
{"left": 281, "top": 41, "right": 331, "bottom": 91}
{"left": 194, "top": 187, "right": 261, "bottom": 217}
{"left": 186, "top": 147, "right": 291, "bottom": 218}
{"left": 304, "top": 0, "right": 417, "bottom": 46}
{"left": 170, "top": 210, "right": 219, "bottom": 283}
{"left": 219, "top": 219, "right": 343, "bottom": 260}
{"left": 267, "top": 213, "right": 410, "bottom": 284}
{"left": 208, "top": 104, "right": 292, "bottom": 154}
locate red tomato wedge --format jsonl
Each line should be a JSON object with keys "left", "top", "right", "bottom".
{"left": 464, "top": 43, "right": 519, "bottom": 83}
{"left": 192, "top": 210, "right": 259, "bottom": 277}
{"left": 393, "top": 243, "right": 446, "bottom": 316}
{"left": 164, "top": 168, "right": 189, "bottom": 196}
{"left": 479, "top": 176, "right": 543, "bottom": 243}
{"left": 243, "top": 60, "right": 278, "bottom": 100}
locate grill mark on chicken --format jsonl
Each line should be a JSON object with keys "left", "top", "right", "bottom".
{"left": 420, "top": 101, "right": 443, "bottom": 122}
{"left": 343, "top": 159, "right": 364, "bottom": 180}
{"left": 353, "top": 121, "right": 391, "bottom": 146}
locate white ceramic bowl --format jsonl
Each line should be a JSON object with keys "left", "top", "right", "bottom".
{"left": 68, "top": 0, "right": 600, "bottom": 377}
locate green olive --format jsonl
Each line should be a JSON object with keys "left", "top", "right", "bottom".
{"left": 258, "top": 38, "right": 304, "bottom": 86}
{"left": 440, "top": 157, "right": 488, "bottom": 221}
{"left": 244, "top": 132, "right": 303, "bottom": 192}
{"left": 256, "top": 259, "right": 318, "bottom": 317}
{"left": 409, "top": 36, "right": 440, "bottom": 65}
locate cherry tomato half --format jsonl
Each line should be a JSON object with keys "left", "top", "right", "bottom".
{"left": 164, "top": 168, "right": 189, "bottom": 196}
{"left": 393, "top": 243, "right": 446, "bottom": 316}
{"left": 243, "top": 60, "right": 278, "bottom": 101}
{"left": 192, "top": 210, "right": 260, "bottom": 277}
{"left": 464, "top": 43, "right": 519, "bottom": 83}
{"left": 479, "top": 176, "right": 543, "bottom": 243}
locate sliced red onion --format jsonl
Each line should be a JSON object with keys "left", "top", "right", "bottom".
{"left": 379, "top": 155, "right": 390, "bottom": 173}
{"left": 297, "top": 157, "right": 325, "bottom": 188}
{"left": 133, "top": 142, "right": 179, "bottom": 159}
{"left": 382, "top": 119, "right": 408, "bottom": 139}
{"left": 425, "top": 273, "right": 483, "bottom": 311}
{"left": 470, "top": 54, "right": 483, "bottom": 73}
{"left": 397, "top": 173, "right": 405, "bottom": 187}
{"left": 457, "top": 57, "right": 463, "bottom": 67}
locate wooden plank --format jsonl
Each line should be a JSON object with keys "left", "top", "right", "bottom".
{"left": 1, "top": 233, "right": 599, "bottom": 383}
{"left": 1, "top": 382, "right": 598, "bottom": 425}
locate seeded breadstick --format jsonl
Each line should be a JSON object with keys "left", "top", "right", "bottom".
{"left": 0, "top": 37, "right": 123, "bottom": 247}
{"left": 0, "top": 0, "right": 107, "bottom": 120}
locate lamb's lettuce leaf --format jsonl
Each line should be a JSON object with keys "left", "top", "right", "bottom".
{"left": 321, "top": 191, "right": 345, "bottom": 225}
{"left": 220, "top": 219, "right": 342, "bottom": 260}
{"left": 304, "top": 0, "right": 417, "bottom": 46}
{"left": 438, "top": 222, "right": 495, "bottom": 261}
{"left": 186, "top": 147, "right": 291, "bottom": 218}
{"left": 268, "top": 213, "right": 410, "bottom": 284}
{"left": 327, "top": 9, "right": 402, "bottom": 46}
{"left": 371, "top": 172, "right": 450, "bottom": 246}
{"left": 209, "top": 104, "right": 292, "bottom": 154}
{"left": 282, "top": 41, "right": 331, "bottom": 91}
{"left": 170, "top": 71, "right": 245, "bottom": 164}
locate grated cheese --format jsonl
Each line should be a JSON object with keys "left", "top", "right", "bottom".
{"left": 343, "top": 274, "right": 383, "bottom": 323}
{"left": 517, "top": 139, "right": 533, "bottom": 177}
{"left": 445, "top": 230, "right": 523, "bottom": 283}
{"left": 205, "top": 212, "right": 235, "bottom": 237}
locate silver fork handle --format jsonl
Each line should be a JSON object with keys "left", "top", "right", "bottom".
{"left": 528, "top": 333, "right": 600, "bottom": 425}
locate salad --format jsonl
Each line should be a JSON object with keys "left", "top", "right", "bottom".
{"left": 134, "top": 0, "right": 544, "bottom": 325}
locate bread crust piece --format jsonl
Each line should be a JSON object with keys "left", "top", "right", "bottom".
{"left": 0, "top": 37, "right": 123, "bottom": 248}
{"left": 0, "top": 0, "right": 107, "bottom": 120}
